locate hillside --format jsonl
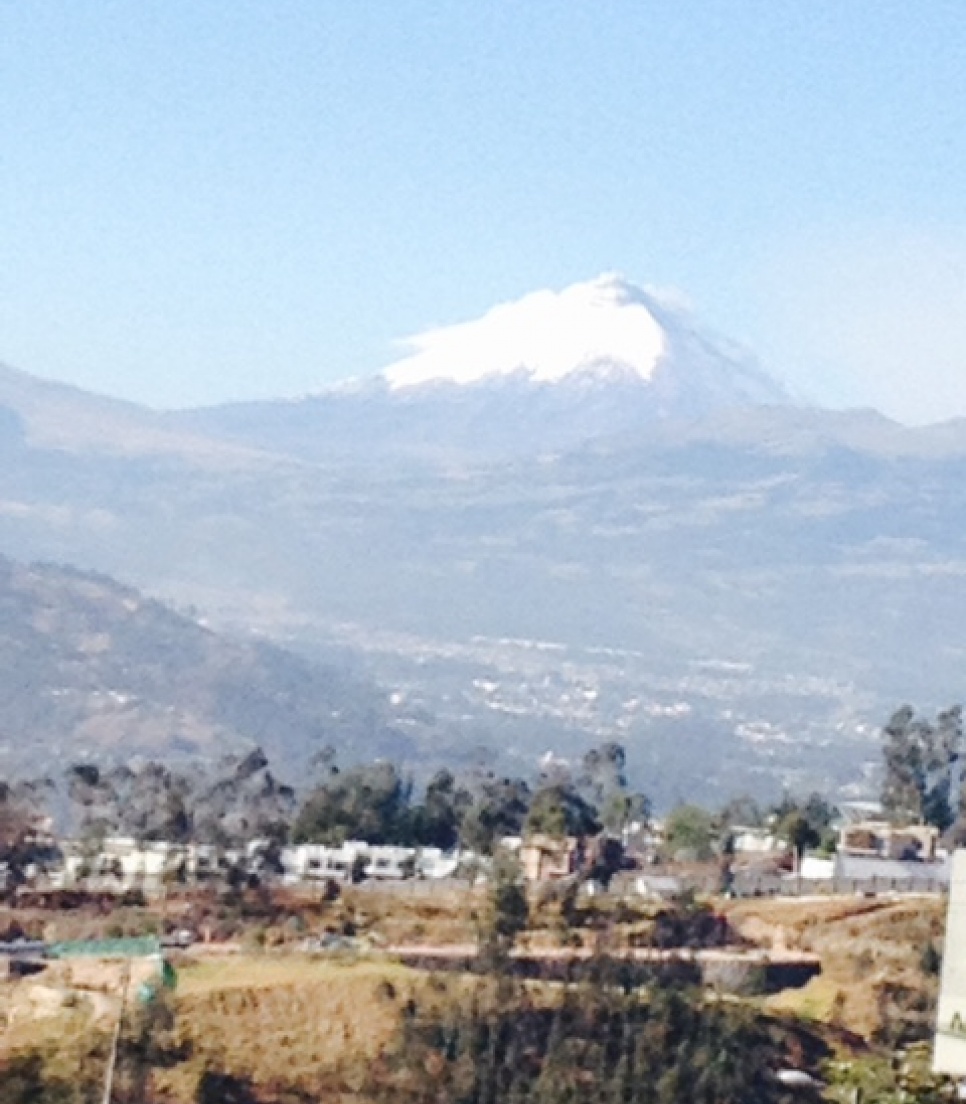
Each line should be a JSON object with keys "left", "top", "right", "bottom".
{"left": 0, "top": 886, "right": 941, "bottom": 1102}
{"left": 0, "top": 556, "right": 416, "bottom": 778}
{"left": 4, "top": 400, "right": 966, "bottom": 802}
{"left": 0, "top": 361, "right": 260, "bottom": 464}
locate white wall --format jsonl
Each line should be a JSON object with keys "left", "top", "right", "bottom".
{"left": 934, "top": 850, "right": 966, "bottom": 1074}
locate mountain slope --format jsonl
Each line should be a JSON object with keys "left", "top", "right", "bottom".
{"left": 0, "top": 360, "right": 259, "bottom": 464}
{"left": 5, "top": 386, "right": 966, "bottom": 800}
{"left": 169, "top": 275, "right": 792, "bottom": 461}
{"left": 0, "top": 556, "right": 415, "bottom": 777}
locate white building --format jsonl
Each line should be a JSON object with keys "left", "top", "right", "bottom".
{"left": 56, "top": 837, "right": 185, "bottom": 894}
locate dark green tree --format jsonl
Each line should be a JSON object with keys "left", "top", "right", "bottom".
{"left": 577, "top": 741, "right": 650, "bottom": 835}
{"left": 408, "top": 769, "right": 472, "bottom": 850}
{"left": 716, "top": 794, "right": 764, "bottom": 830}
{"left": 779, "top": 811, "right": 820, "bottom": 861}
{"left": 458, "top": 771, "right": 531, "bottom": 854}
{"left": 293, "top": 759, "right": 411, "bottom": 845}
{"left": 480, "top": 849, "right": 529, "bottom": 965}
{"left": 190, "top": 748, "right": 295, "bottom": 848}
{"left": 881, "top": 704, "right": 962, "bottom": 829}
{"left": 772, "top": 791, "right": 837, "bottom": 857}
{"left": 663, "top": 803, "right": 715, "bottom": 861}
{"left": 0, "top": 778, "right": 56, "bottom": 889}
{"left": 524, "top": 783, "right": 600, "bottom": 839}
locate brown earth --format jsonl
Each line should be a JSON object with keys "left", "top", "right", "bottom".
{"left": 721, "top": 894, "right": 944, "bottom": 1040}
{"left": 0, "top": 887, "right": 947, "bottom": 1101}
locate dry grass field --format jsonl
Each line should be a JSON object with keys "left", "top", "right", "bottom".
{"left": 0, "top": 888, "right": 948, "bottom": 1101}
{"left": 722, "top": 894, "right": 945, "bottom": 1039}
{"left": 155, "top": 956, "right": 424, "bottom": 1100}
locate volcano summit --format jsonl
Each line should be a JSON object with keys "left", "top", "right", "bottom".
{"left": 173, "top": 275, "right": 793, "bottom": 461}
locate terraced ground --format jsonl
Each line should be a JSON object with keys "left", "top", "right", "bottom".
{"left": 722, "top": 894, "right": 945, "bottom": 1040}
{"left": 0, "top": 890, "right": 949, "bottom": 1101}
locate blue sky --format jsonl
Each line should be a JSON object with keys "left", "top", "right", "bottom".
{"left": 2, "top": 2, "right": 965, "bottom": 421}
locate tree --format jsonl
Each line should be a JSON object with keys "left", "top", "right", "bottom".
{"left": 66, "top": 760, "right": 196, "bottom": 844}
{"left": 408, "top": 769, "right": 472, "bottom": 850}
{"left": 881, "top": 704, "right": 962, "bottom": 829}
{"left": 0, "top": 778, "right": 55, "bottom": 888}
{"left": 577, "top": 742, "right": 650, "bottom": 835}
{"left": 716, "top": 795, "right": 764, "bottom": 831}
{"left": 524, "top": 783, "right": 599, "bottom": 839}
{"left": 191, "top": 747, "right": 296, "bottom": 848}
{"left": 778, "top": 812, "right": 820, "bottom": 861}
{"left": 458, "top": 771, "right": 531, "bottom": 854}
{"left": 663, "top": 803, "right": 715, "bottom": 861}
{"left": 772, "top": 791, "right": 836, "bottom": 858}
{"left": 480, "top": 849, "right": 528, "bottom": 964}
{"left": 293, "top": 759, "right": 411, "bottom": 845}
{"left": 577, "top": 742, "right": 627, "bottom": 807}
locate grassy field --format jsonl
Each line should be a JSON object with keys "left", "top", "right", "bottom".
{"left": 156, "top": 956, "right": 416, "bottom": 1100}
{"left": 0, "top": 889, "right": 949, "bottom": 1101}
{"left": 722, "top": 894, "right": 944, "bottom": 1040}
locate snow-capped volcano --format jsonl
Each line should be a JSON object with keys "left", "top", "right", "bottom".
{"left": 379, "top": 273, "right": 788, "bottom": 411}
{"left": 383, "top": 274, "right": 667, "bottom": 389}
{"left": 172, "top": 274, "right": 793, "bottom": 460}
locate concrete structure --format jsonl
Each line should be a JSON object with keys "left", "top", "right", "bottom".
{"left": 280, "top": 841, "right": 458, "bottom": 884}
{"left": 518, "top": 835, "right": 580, "bottom": 882}
{"left": 935, "top": 851, "right": 966, "bottom": 1074}
{"left": 839, "top": 820, "right": 938, "bottom": 861}
{"left": 634, "top": 873, "right": 683, "bottom": 900}
{"left": 835, "top": 852, "right": 949, "bottom": 889}
{"left": 56, "top": 837, "right": 184, "bottom": 894}
{"left": 185, "top": 843, "right": 220, "bottom": 881}
{"left": 780, "top": 851, "right": 948, "bottom": 891}
{"left": 797, "top": 855, "right": 834, "bottom": 881}
{"left": 414, "top": 847, "right": 460, "bottom": 880}
{"left": 367, "top": 845, "right": 417, "bottom": 879}
{"left": 731, "top": 827, "right": 788, "bottom": 856}
{"left": 281, "top": 843, "right": 353, "bottom": 884}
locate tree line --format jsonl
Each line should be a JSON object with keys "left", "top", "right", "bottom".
{"left": 1, "top": 701, "right": 958, "bottom": 893}
{"left": 0, "top": 742, "right": 647, "bottom": 886}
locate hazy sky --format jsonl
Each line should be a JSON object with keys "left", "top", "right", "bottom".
{"left": 2, "top": 2, "right": 965, "bottom": 422}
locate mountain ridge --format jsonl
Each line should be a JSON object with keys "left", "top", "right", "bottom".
{"left": 0, "top": 554, "right": 419, "bottom": 778}
{"left": 165, "top": 275, "right": 793, "bottom": 462}
{"left": 0, "top": 360, "right": 267, "bottom": 465}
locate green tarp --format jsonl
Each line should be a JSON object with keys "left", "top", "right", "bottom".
{"left": 48, "top": 936, "right": 162, "bottom": 959}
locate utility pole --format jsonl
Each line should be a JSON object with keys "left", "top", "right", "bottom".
{"left": 101, "top": 961, "right": 131, "bottom": 1104}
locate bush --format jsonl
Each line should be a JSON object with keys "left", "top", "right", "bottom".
{"left": 368, "top": 968, "right": 826, "bottom": 1104}
{"left": 920, "top": 942, "right": 942, "bottom": 976}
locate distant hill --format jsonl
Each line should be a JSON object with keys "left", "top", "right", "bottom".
{"left": 0, "top": 360, "right": 258, "bottom": 464}
{"left": 0, "top": 556, "right": 418, "bottom": 779}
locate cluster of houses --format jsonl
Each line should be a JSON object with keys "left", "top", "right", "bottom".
{"left": 0, "top": 832, "right": 578, "bottom": 897}
{"left": 2, "top": 830, "right": 612, "bottom": 897}
{"left": 797, "top": 819, "right": 948, "bottom": 886}
{"left": 25, "top": 837, "right": 464, "bottom": 895}
{"left": 722, "top": 815, "right": 949, "bottom": 895}
{"left": 1, "top": 805, "right": 952, "bottom": 900}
